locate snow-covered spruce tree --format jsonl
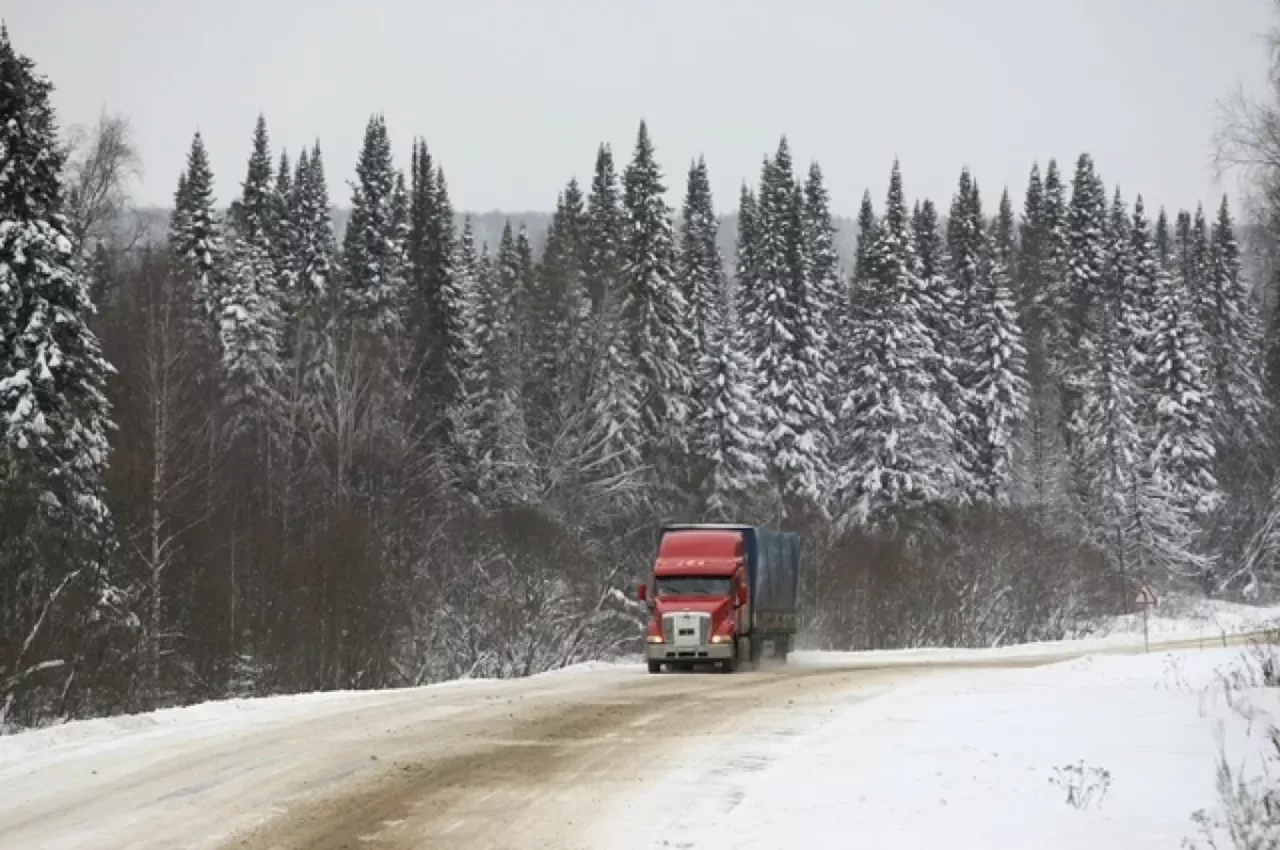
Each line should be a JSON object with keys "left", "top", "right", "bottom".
{"left": 621, "top": 121, "right": 689, "bottom": 484}
{"left": 1144, "top": 197, "right": 1219, "bottom": 523}
{"left": 585, "top": 143, "right": 626, "bottom": 321}
{"left": 0, "top": 25, "right": 120, "bottom": 725}
{"left": 965, "top": 190, "right": 1028, "bottom": 506}
{"left": 514, "top": 220, "right": 537, "bottom": 365}
{"left": 405, "top": 138, "right": 455, "bottom": 432}
{"left": 1011, "top": 163, "right": 1070, "bottom": 516}
{"left": 342, "top": 114, "right": 406, "bottom": 340}
{"left": 1018, "top": 163, "right": 1046, "bottom": 320}
{"left": 578, "top": 143, "right": 646, "bottom": 499}
{"left": 912, "top": 196, "right": 965, "bottom": 502}
{"left": 169, "top": 131, "right": 225, "bottom": 324}
{"left": 487, "top": 223, "right": 535, "bottom": 505}
{"left": 735, "top": 184, "right": 762, "bottom": 304}
{"left": 946, "top": 168, "right": 989, "bottom": 501}
{"left": 1174, "top": 209, "right": 1194, "bottom": 286}
{"left": 1061, "top": 153, "right": 1111, "bottom": 508}
{"left": 1037, "top": 159, "right": 1072, "bottom": 367}
{"left": 221, "top": 115, "right": 284, "bottom": 447}
{"left": 947, "top": 168, "right": 985, "bottom": 311}
{"left": 1125, "top": 198, "right": 1162, "bottom": 437}
{"left": 853, "top": 189, "right": 878, "bottom": 290}
{"left": 1113, "top": 201, "right": 1216, "bottom": 585}
{"left": 1207, "top": 197, "right": 1269, "bottom": 474}
{"left": 1070, "top": 188, "right": 1142, "bottom": 564}
{"left": 678, "top": 156, "right": 765, "bottom": 514}
{"left": 913, "top": 199, "right": 947, "bottom": 288}
{"left": 679, "top": 157, "right": 721, "bottom": 408}
{"left": 292, "top": 144, "right": 335, "bottom": 310}
{"left": 1189, "top": 206, "right": 1212, "bottom": 324}
{"left": 696, "top": 272, "right": 767, "bottom": 521}
{"left": 800, "top": 162, "right": 842, "bottom": 502}
{"left": 284, "top": 143, "right": 338, "bottom": 457}
{"left": 677, "top": 157, "right": 721, "bottom": 499}
{"left": 1205, "top": 197, "right": 1272, "bottom": 590}
{"left": 531, "top": 179, "right": 593, "bottom": 434}
{"left": 836, "top": 161, "right": 952, "bottom": 530}
{"left": 272, "top": 149, "right": 298, "bottom": 335}
{"left": 745, "top": 138, "right": 831, "bottom": 517}
{"left": 444, "top": 218, "right": 488, "bottom": 499}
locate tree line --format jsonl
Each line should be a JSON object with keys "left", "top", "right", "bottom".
{"left": 1, "top": 26, "right": 1276, "bottom": 729}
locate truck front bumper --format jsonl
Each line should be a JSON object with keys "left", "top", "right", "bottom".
{"left": 645, "top": 641, "right": 734, "bottom": 663}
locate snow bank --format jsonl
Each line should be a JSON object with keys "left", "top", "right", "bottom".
{"left": 790, "top": 596, "right": 1280, "bottom": 670}
{"left": 0, "top": 678, "right": 499, "bottom": 772}
{"left": 1081, "top": 594, "right": 1280, "bottom": 642}
{"left": 605, "top": 646, "right": 1280, "bottom": 849}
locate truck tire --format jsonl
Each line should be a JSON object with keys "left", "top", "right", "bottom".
{"left": 647, "top": 661, "right": 662, "bottom": 674}
{"left": 721, "top": 644, "right": 739, "bottom": 674}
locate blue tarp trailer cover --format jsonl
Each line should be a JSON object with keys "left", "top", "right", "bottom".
{"left": 657, "top": 523, "right": 801, "bottom": 635}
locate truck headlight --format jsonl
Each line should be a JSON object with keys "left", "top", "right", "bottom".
{"left": 646, "top": 635, "right": 665, "bottom": 644}
{"left": 710, "top": 635, "right": 731, "bottom": 644}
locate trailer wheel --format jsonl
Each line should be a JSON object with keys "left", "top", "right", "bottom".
{"left": 748, "top": 638, "right": 763, "bottom": 670}
{"left": 647, "top": 661, "right": 662, "bottom": 674}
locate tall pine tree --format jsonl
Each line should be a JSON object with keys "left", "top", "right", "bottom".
{"left": 800, "top": 162, "right": 841, "bottom": 503}
{"left": 169, "top": 132, "right": 225, "bottom": 324}
{"left": 221, "top": 115, "right": 284, "bottom": 445}
{"left": 342, "top": 115, "right": 405, "bottom": 338}
{"left": 0, "top": 26, "right": 119, "bottom": 723}
{"left": 837, "top": 161, "right": 952, "bottom": 528}
{"left": 747, "top": 139, "right": 830, "bottom": 515}
{"left": 1062, "top": 154, "right": 1111, "bottom": 507}
{"left": 966, "top": 190, "right": 1028, "bottom": 505}
{"left": 621, "top": 121, "right": 688, "bottom": 483}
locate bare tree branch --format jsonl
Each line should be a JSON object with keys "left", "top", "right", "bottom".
{"left": 62, "top": 107, "right": 143, "bottom": 260}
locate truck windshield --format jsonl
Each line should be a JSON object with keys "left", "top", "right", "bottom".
{"left": 655, "top": 577, "right": 732, "bottom": 597}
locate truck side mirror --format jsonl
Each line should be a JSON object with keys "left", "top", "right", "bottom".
{"left": 637, "top": 583, "right": 648, "bottom": 602}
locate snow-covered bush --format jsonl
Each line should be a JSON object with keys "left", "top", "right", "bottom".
{"left": 801, "top": 506, "right": 1119, "bottom": 650}
{"left": 1186, "top": 636, "right": 1280, "bottom": 849}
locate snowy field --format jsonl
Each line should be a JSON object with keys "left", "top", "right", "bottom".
{"left": 603, "top": 645, "right": 1280, "bottom": 850}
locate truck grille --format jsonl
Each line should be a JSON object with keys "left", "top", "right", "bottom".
{"left": 662, "top": 612, "right": 711, "bottom": 646}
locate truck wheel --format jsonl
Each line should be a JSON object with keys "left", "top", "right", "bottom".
{"left": 721, "top": 646, "right": 739, "bottom": 674}
{"left": 647, "top": 661, "right": 662, "bottom": 674}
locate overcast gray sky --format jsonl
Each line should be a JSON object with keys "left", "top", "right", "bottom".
{"left": 7, "top": 0, "right": 1276, "bottom": 217}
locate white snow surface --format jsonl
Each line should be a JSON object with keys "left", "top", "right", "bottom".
{"left": 603, "top": 645, "right": 1280, "bottom": 850}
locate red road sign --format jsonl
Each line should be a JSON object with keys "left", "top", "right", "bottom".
{"left": 1134, "top": 584, "right": 1157, "bottom": 606}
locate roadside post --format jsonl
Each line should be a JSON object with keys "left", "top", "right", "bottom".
{"left": 1134, "top": 584, "right": 1158, "bottom": 652}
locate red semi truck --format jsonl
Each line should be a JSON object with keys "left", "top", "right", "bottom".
{"left": 637, "top": 523, "right": 802, "bottom": 673}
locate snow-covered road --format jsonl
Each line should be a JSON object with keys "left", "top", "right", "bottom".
{"left": 1, "top": 626, "right": 1276, "bottom": 849}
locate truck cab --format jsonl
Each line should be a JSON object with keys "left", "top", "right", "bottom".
{"left": 638, "top": 526, "right": 750, "bottom": 673}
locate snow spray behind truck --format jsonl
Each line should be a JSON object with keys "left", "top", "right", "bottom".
{"left": 637, "top": 523, "right": 801, "bottom": 673}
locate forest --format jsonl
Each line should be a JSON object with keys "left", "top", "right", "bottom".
{"left": 1, "top": 24, "right": 1277, "bottom": 730}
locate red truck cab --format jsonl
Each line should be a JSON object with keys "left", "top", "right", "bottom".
{"left": 638, "top": 527, "right": 749, "bottom": 673}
